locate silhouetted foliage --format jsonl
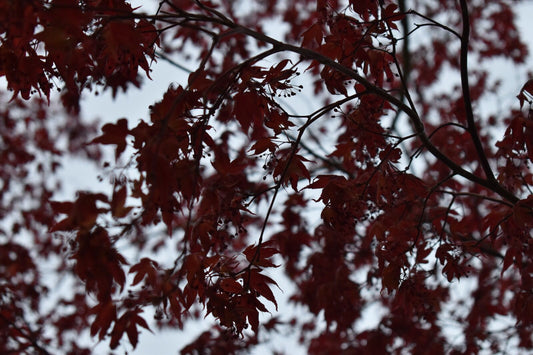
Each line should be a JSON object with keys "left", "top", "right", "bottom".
{"left": 1, "top": 0, "right": 532, "bottom": 353}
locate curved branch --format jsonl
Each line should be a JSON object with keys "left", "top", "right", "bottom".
{"left": 409, "top": 11, "right": 461, "bottom": 39}
{"left": 227, "top": 23, "right": 519, "bottom": 203}
{"left": 140, "top": 3, "right": 519, "bottom": 203}
{"left": 459, "top": 0, "right": 497, "bottom": 183}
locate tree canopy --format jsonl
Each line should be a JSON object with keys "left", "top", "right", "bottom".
{"left": 1, "top": 0, "right": 532, "bottom": 353}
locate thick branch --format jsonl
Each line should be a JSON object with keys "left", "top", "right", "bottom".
{"left": 459, "top": 0, "right": 497, "bottom": 183}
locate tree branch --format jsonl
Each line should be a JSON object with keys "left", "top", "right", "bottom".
{"left": 227, "top": 23, "right": 519, "bottom": 203}
{"left": 459, "top": 0, "right": 497, "bottom": 183}
{"left": 140, "top": 4, "right": 519, "bottom": 203}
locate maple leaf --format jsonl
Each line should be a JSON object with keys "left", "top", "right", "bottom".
{"left": 233, "top": 91, "right": 264, "bottom": 132}
{"left": 72, "top": 227, "right": 128, "bottom": 301}
{"left": 249, "top": 137, "right": 278, "bottom": 155}
{"left": 243, "top": 241, "right": 280, "bottom": 268}
{"left": 110, "top": 184, "right": 134, "bottom": 218}
{"left": 274, "top": 152, "right": 313, "bottom": 191}
{"left": 110, "top": 308, "right": 151, "bottom": 349}
{"left": 219, "top": 278, "right": 243, "bottom": 294}
{"left": 301, "top": 23, "right": 324, "bottom": 48}
{"left": 245, "top": 269, "right": 279, "bottom": 311}
{"left": 129, "top": 258, "right": 159, "bottom": 286}
{"left": 382, "top": 263, "right": 401, "bottom": 293}
{"left": 50, "top": 192, "right": 108, "bottom": 232}
{"left": 90, "top": 300, "right": 117, "bottom": 341}
{"left": 91, "top": 118, "right": 129, "bottom": 160}
{"left": 517, "top": 79, "right": 533, "bottom": 108}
